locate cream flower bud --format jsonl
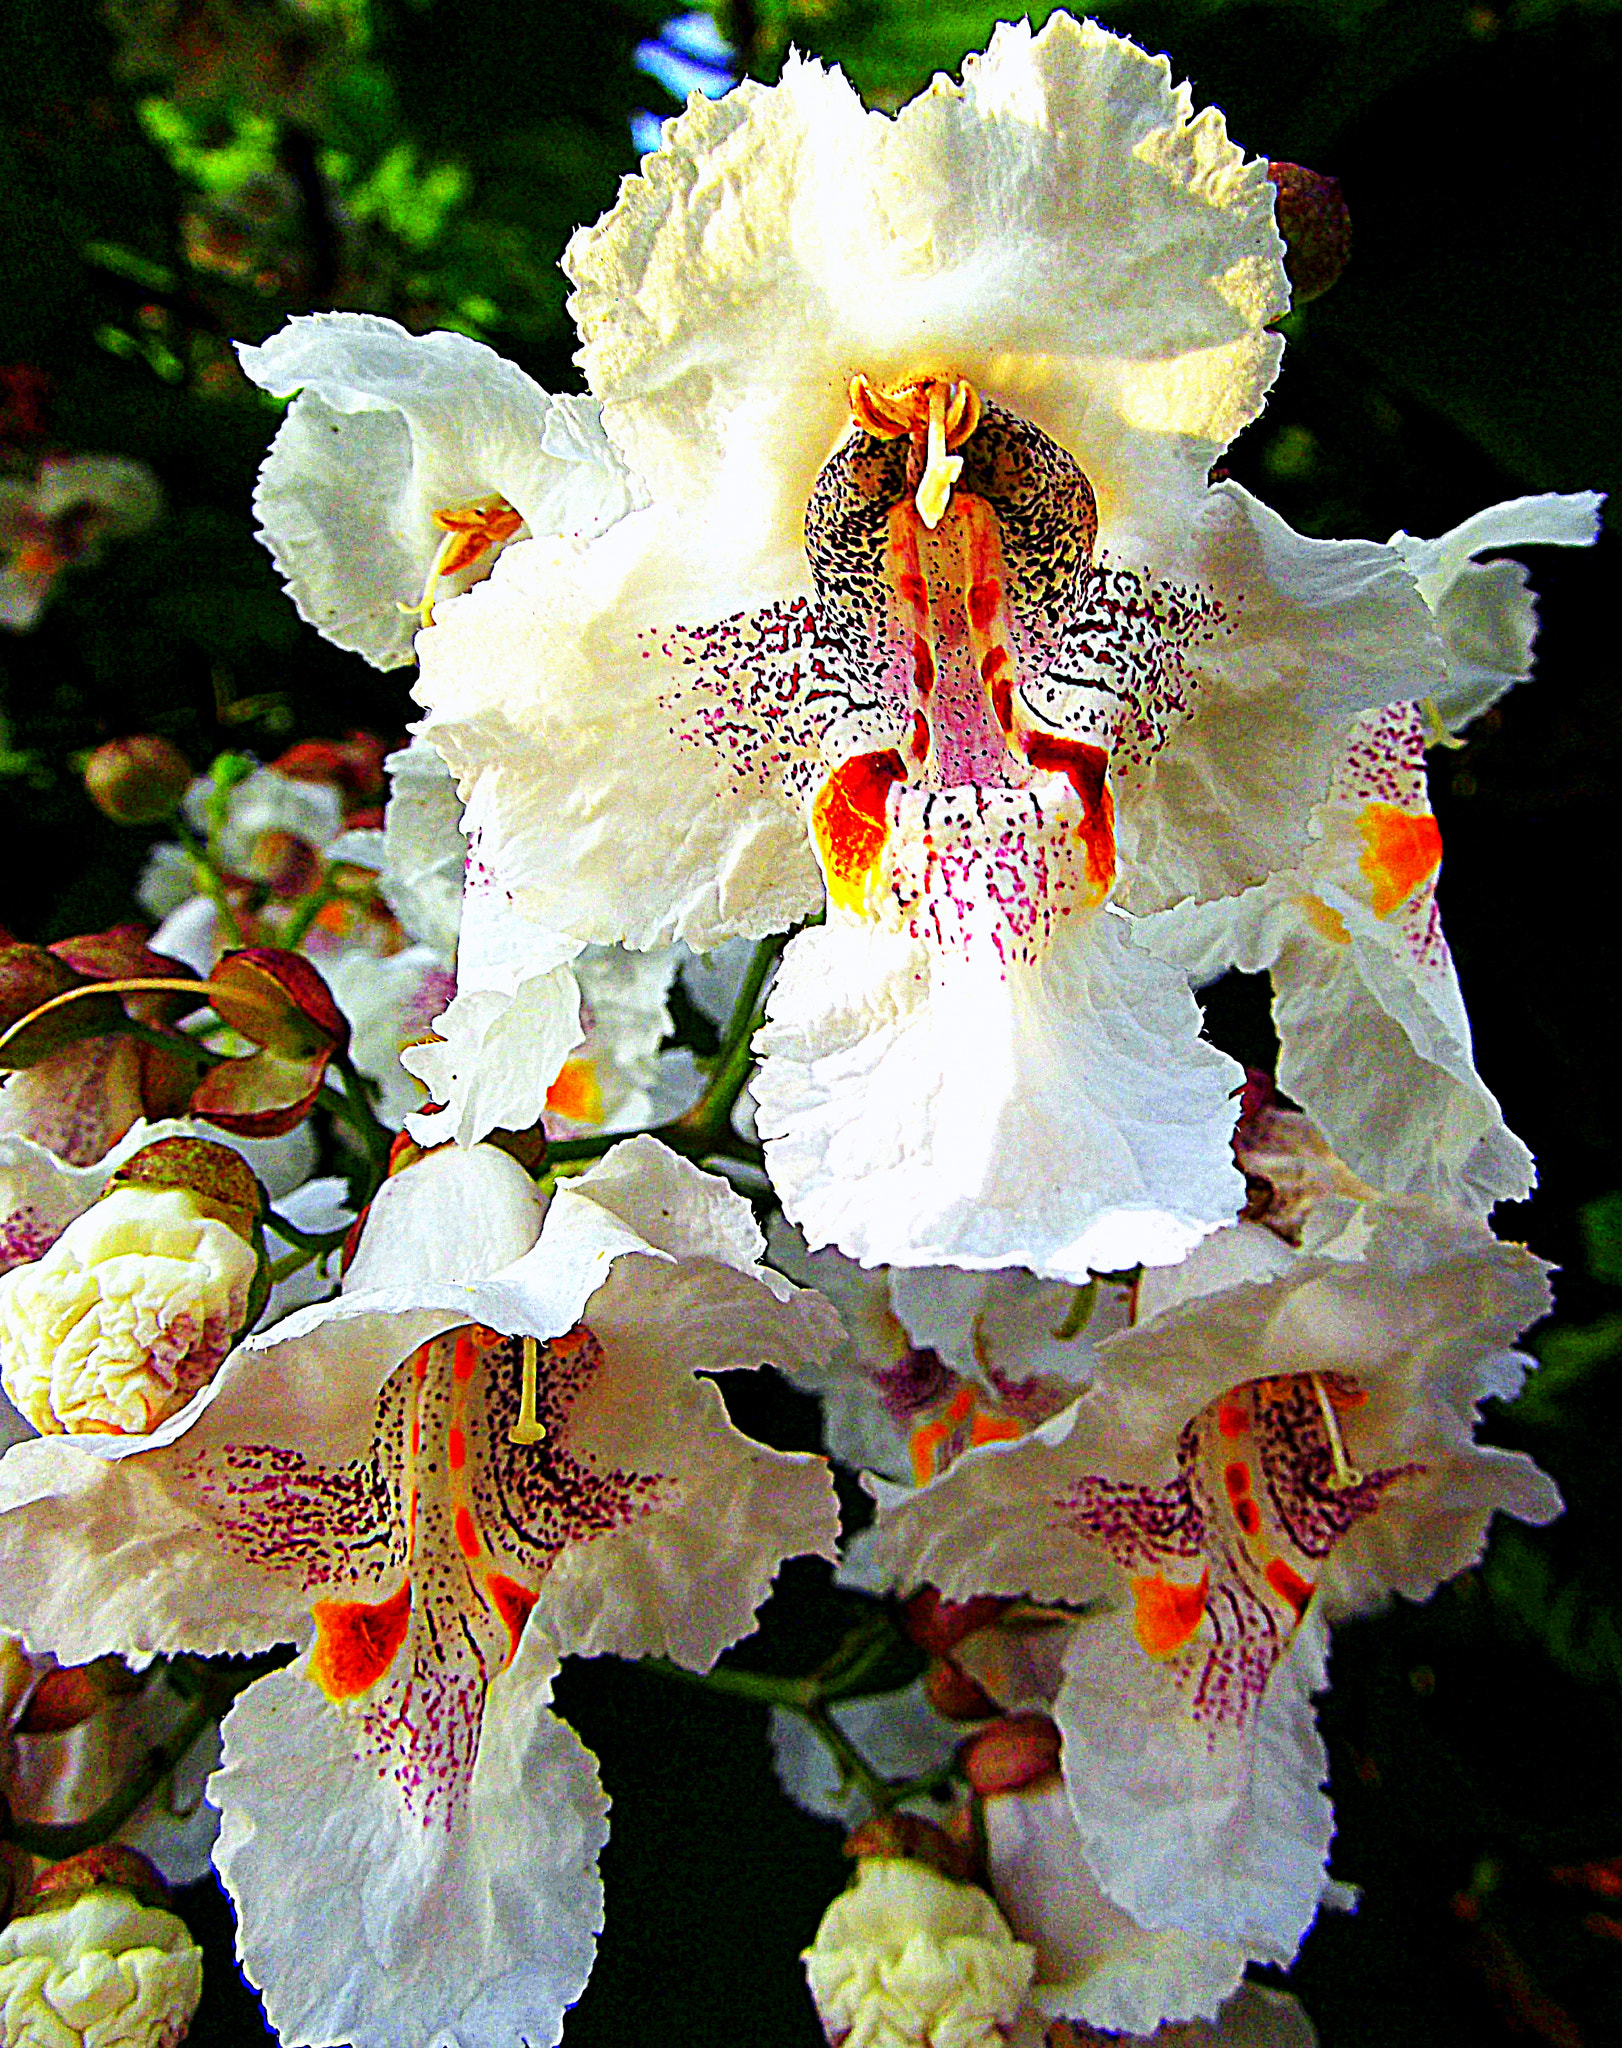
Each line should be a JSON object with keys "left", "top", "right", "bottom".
{"left": 803, "top": 1857, "right": 1036, "bottom": 2048}
{"left": 0, "top": 1885, "right": 201, "bottom": 2048}
{"left": 0, "top": 1186, "right": 258, "bottom": 1435}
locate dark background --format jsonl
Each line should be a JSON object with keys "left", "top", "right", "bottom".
{"left": 3, "top": 3, "right": 1619, "bottom": 2043}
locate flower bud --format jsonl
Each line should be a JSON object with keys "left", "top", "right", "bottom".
{"left": 1267, "top": 162, "right": 1353, "bottom": 305}
{"left": 959, "top": 1714, "right": 1062, "bottom": 1798}
{"left": 924, "top": 1655, "right": 1002, "bottom": 1723}
{"left": 902, "top": 1587, "right": 1011, "bottom": 1659}
{"left": 0, "top": 1859, "right": 201, "bottom": 2048}
{"left": 803, "top": 1856, "right": 1035, "bottom": 2048}
{"left": 843, "top": 1812, "right": 972, "bottom": 1882}
{"left": 83, "top": 738, "right": 193, "bottom": 827}
{"left": 0, "top": 1138, "right": 265, "bottom": 1435}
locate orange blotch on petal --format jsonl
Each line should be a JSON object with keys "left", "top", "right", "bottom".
{"left": 1265, "top": 1557, "right": 1316, "bottom": 1620}
{"left": 448, "top": 1426, "right": 467, "bottom": 1472}
{"left": 1357, "top": 802, "right": 1442, "bottom": 919}
{"left": 546, "top": 1057, "right": 605, "bottom": 1127}
{"left": 1131, "top": 1568, "right": 1210, "bottom": 1659}
{"left": 454, "top": 1506, "right": 480, "bottom": 1559}
{"left": 453, "top": 1332, "right": 481, "bottom": 1383}
{"left": 812, "top": 750, "right": 906, "bottom": 916}
{"left": 309, "top": 1579, "right": 412, "bottom": 1702}
{"left": 1217, "top": 1402, "right": 1249, "bottom": 1440}
{"left": 485, "top": 1572, "right": 539, "bottom": 1665}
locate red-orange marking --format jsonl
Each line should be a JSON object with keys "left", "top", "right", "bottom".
{"left": 1234, "top": 1497, "right": 1262, "bottom": 1537}
{"left": 1131, "top": 1569, "right": 1210, "bottom": 1658}
{"left": 453, "top": 1331, "right": 479, "bottom": 1383}
{"left": 812, "top": 750, "right": 907, "bottom": 914}
{"left": 1357, "top": 803, "right": 1443, "bottom": 918}
{"left": 410, "top": 1410, "right": 420, "bottom": 1457}
{"left": 1224, "top": 1460, "right": 1251, "bottom": 1499}
{"left": 309, "top": 1578, "right": 411, "bottom": 1702}
{"left": 967, "top": 577, "right": 1003, "bottom": 634}
{"left": 1218, "top": 1402, "right": 1249, "bottom": 1439}
{"left": 545, "top": 1057, "right": 605, "bottom": 1126}
{"left": 911, "top": 633, "right": 935, "bottom": 698}
{"left": 1266, "top": 1558, "right": 1315, "bottom": 1620}
{"left": 1023, "top": 732, "right": 1116, "bottom": 895}
{"left": 909, "top": 708, "right": 931, "bottom": 764}
{"left": 454, "top": 1506, "right": 480, "bottom": 1560}
{"left": 485, "top": 1572, "right": 539, "bottom": 1664}
{"left": 412, "top": 1345, "right": 429, "bottom": 1382}
{"left": 448, "top": 1426, "right": 467, "bottom": 1472}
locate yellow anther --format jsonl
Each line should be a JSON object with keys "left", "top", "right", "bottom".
{"left": 846, "top": 375, "right": 982, "bottom": 527}
{"left": 508, "top": 1335, "right": 547, "bottom": 1446}
{"left": 1419, "top": 694, "right": 1465, "bottom": 750}
{"left": 1050, "top": 1278, "right": 1098, "bottom": 1342}
{"left": 1309, "top": 1373, "right": 1364, "bottom": 1491}
{"left": 915, "top": 382, "right": 964, "bottom": 530}
{"left": 399, "top": 494, "right": 523, "bottom": 635}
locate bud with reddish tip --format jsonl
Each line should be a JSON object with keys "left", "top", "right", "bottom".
{"left": 1267, "top": 162, "right": 1353, "bottom": 304}
{"left": 902, "top": 1587, "right": 1011, "bottom": 1659}
{"left": 924, "top": 1656, "right": 1001, "bottom": 1723}
{"left": 843, "top": 1811, "right": 973, "bottom": 1882}
{"left": 959, "top": 1713, "right": 1062, "bottom": 1798}
{"left": 83, "top": 738, "right": 193, "bottom": 827}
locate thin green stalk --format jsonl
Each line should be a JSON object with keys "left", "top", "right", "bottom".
{"left": 278, "top": 877, "right": 342, "bottom": 951}
{"left": 331, "top": 1054, "right": 392, "bottom": 1180}
{"left": 175, "top": 822, "right": 250, "bottom": 948}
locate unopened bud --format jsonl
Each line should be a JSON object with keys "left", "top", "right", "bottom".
{"left": 16, "top": 1664, "right": 104, "bottom": 1734}
{"left": 248, "top": 828, "right": 322, "bottom": 899}
{"left": 83, "top": 737, "right": 192, "bottom": 827}
{"left": 924, "top": 1656, "right": 1001, "bottom": 1723}
{"left": 0, "top": 1138, "right": 265, "bottom": 1435}
{"left": 1267, "top": 163, "right": 1353, "bottom": 305}
{"left": 843, "top": 1812, "right": 972, "bottom": 1882}
{"left": 959, "top": 1713, "right": 1062, "bottom": 1797}
{"left": 902, "top": 1588, "right": 1010, "bottom": 1659}
{"left": 804, "top": 1857, "right": 1034, "bottom": 2048}
{"left": 0, "top": 1858, "right": 201, "bottom": 2048}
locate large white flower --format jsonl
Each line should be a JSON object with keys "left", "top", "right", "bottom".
{"left": 237, "top": 312, "right": 642, "bottom": 667}
{"left": 869, "top": 1200, "right": 1559, "bottom": 1968}
{"left": 413, "top": 16, "right": 1446, "bottom": 1279}
{"left": 0, "top": 1136, "right": 840, "bottom": 2048}
{"left": 1142, "top": 492, "right": 1602, "bottom": 1212}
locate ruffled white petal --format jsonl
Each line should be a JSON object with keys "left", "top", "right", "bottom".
{"left": 1386, "top": 489, "right": 1603, "bottom": 731}
{"left": 567, "top": 16, "right": 1285, "bottom": 557}
{"left": 415, "top": 506, "right": 823, "bottom": 950}
{"left": 1114, "top": 485, "right": 1447, "bottom": 912}
{"left": 755, "top": 909, "right": 1243, "bottom": 1281}
{"left": 402, "top": 890, "right": 585, "bottom": 1149}
{"left": 212, "top": 1626, "right": 607, "bottom": 2048}
{"left": 238, "top": 312, "right": 641, "bottom": 668}
{"left": 984, "top": 1778, "right": 1248, "bottom": 2032}
{"left": 1055, "top": 1611, "right": 1332, "bottom": 1963}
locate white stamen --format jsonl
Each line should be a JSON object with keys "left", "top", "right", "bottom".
{"left": 914, "top": 383, "right": 964, "bottom": 530}
{"left": 1310, "top": 1373, "right": 1364, "bottom": 1491}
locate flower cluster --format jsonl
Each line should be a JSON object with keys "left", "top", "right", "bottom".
{"left": 0, "top": 13, "right": 1599, "bottom": 2048}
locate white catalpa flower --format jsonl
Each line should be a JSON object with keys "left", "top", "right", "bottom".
{"left": 0, "top": 1885, "right": 202, "bottom": 2048}
{"left": 870, "top": 1201, "right": 1559, "bottom": 1969}
{"left": 0, "top": 455, "right": 162, "bottom": 631}
{"left": 413, "top": 15, "right": 1447, "bottom": 1281}
{"left": 182, "top": 763, "right": 345, "bottom": 881}
{"left": 768, "top": 1217, "right": 1134, "bottom": 1483}
{"left": 1143, "top": 491, "right": 1603, "bottom": 1212}
{"left": 803, "top": 1856, "right": 1036, "bottom": 2048}
{"left": 237, "top": 312, "right": 642, "bottom": 667}
{"left": 0, "top": 1136, "right": 839, "bottom": 2048}
{"left": 323, "top": 944, "right": 457, "bottom": 1128}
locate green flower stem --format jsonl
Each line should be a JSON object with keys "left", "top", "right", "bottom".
{"left": 640, "top": 1653, "right": 960, "bottom": 1818}
{"left": 2, "top": 1651, "right": 290, "bottom": 1862}
{"left": 278, "top": 876, "right": 342, "bottom": 951}
{"left": 331, "top": 1053, "right": 392, "bottom": 1181}
{"left": 175, "top": 821, "right": 250, "bottom": 948}
{"left": 264, "top": 1210, "right": 349, "bottom": 1256}
{"left": 112, "top": 1019, "right": 225, "bottom": 1066}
